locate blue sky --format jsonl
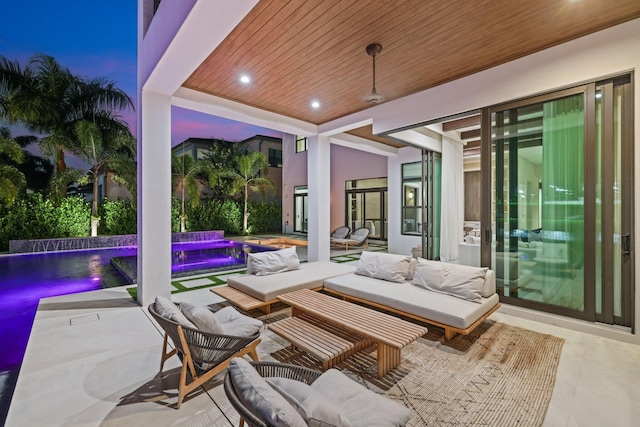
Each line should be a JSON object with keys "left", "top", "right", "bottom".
{"left": 1, "top": 0, "right": 280, "bottom": 167}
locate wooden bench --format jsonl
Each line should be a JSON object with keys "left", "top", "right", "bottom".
{"left": 268, "top": 312, "right": 370, "bottom": 369}
{"left": 274, "top": 289, "right": 428, "bottom": 378}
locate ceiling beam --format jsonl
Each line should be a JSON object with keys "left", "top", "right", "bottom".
{"left": 442, "top": 115, "right": 481, "bottom": 132}
{"left": 461, "top": 129, "right": 481, "bottom": 140}
{"left": 464, "top": 140, "right": 481, "bottom": 149}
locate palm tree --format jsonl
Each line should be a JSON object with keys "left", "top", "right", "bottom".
{"left": 0, "top": 127, "right": 26, "bottom": 204}
{"left": 0, "top": 54, "right": 133, "bottom": 190}
{"left": 171, "top": 154, "right": 216, "bottom": 232}
{"left": 219, "top": 151, "right": 274, "bottom": 234}
{"left": 73, "top": 119, "right": 135, "bottom": 236}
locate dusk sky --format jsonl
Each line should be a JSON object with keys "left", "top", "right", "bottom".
{"left": 0, "top": 0, "right": 281, "bottom": 169}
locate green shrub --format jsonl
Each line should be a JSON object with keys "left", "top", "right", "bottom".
{"left": 248, "top": 201, "right": 282, "bottom": 233}
{"left": 56, "top": 196, "right": 91, "bottom": 237}
{"left": 187, "top": 199, "right": 242, "bottom": 234}
{"left": 0, "top": 194, "right": 90, "bottom": 250}
{"left": 171, "top": 198, "right": 182, "bottom": 232}
{"left": 100, "top": 199, "right": 136, "bottom": 235}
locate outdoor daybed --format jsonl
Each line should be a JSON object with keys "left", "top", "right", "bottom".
{"left": 212, "top": 247, "right": 355, "bottom": 313}
{"left": 323, "top": 251, "right": 500, "bottom": 340}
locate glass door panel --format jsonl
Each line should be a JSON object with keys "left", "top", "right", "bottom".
{"left": 348, "top": 192, "right": 363, "bottom": 231}
{"left": 492, "top": 92, "right": 586, "bottom": 313}
{"left": 364, "top": 192, "right": 381, "bottom": 239}
{"left": 294, "top": 194, "right": 307, "bottom": 233}
{"left": 488, "top": 75, "right": 633, "bottom": 326}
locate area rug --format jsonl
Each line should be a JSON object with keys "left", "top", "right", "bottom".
{"left": 255, "top": 310, "right": 564, "bottom": 427}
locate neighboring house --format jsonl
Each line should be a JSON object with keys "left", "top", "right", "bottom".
{"left": 238, "top": 135, "right": 282, "bottom": 203}
{"left": 171, "top": 137, "right": 221, "bottom": 160}
{"left": 171, "top": 135, "right": 283, "bottom": 202}
{"left": 136, "top": 0, "right": 640, "bottom": 342}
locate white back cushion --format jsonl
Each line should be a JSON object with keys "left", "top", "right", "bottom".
{"left": 248, "top": 246, "right": 301, "bottom": 276}
{"left": 355, "top": 251, "right": 411, "bottom": 283}
{"left": 180, "top": 301, "right": 224, "bottom": 334}
{"left": 154, "top": 296, "right": 196, "bottom": 329}
{"left": 412, "top": 260, "right": 488, "bottom": 303}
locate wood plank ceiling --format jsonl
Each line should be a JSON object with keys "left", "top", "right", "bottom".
{"left": 184, "top": 0, "right": 640, "bottom": 128}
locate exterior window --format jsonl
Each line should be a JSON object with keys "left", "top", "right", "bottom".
{"left": 268, "top": 148, "right": 282, "bottom": 168}
{"left": 402, "top": 162, "right": 422, "bottom": 235}
{"left": 295, "top": 136, "right": 308, "bottom": 153}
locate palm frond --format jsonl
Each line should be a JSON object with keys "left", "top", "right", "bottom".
{"left": 0, "top": 164, "right": 26, "bottom": 204}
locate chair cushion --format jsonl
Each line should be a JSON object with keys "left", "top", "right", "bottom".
{"left": 214, "top": 306, "right": 262, "bottom": 337}
{"left": 267, "top": 377, "right": 351, "bottom": 427}
{"left": 248, "top": 246, "right": 301, "bottom": 276}
{"left": 154, "top": 297, "right": 196, "bottom": 329}
{"left": 228, "top": 358, "right": 306, "bottom": 427}
{"left": 355, "top": 251, "right": 411, "bottom": 283}
{"left": 350, "top": 228, "right": 369, "bottom": 243}
{"left": 311, "top": 369, "right": 412, "bottom": 427}
{"left": 331, "top": 227, "right": 350, "bottom": 239}
{"left": 179, "top": 301, "right": 224, "bottom": 334}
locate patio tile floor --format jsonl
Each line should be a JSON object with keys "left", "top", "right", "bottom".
{"left": 6, "top": 254, "right": 640, "bottom": 426}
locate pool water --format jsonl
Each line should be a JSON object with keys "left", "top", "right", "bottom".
{"left": 0, "top": 239, "right": 272, "bottom": 423}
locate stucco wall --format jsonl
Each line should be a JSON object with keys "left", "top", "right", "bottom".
{"left": 282, "top": 136, "right": 388, "bottom": 235}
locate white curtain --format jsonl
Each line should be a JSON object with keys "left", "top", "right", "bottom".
{"left": 440, "top": 136, "right": 464, "bottom": 262}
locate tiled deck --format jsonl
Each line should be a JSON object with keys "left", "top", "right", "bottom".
{"left": 6, "top": 253, "right": 640, "bottom": 426}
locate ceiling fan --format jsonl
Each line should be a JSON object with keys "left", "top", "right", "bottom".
{"left": 365, "top": 43, "right": 384, "bottom": 104}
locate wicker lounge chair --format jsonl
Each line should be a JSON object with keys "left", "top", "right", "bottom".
{"left": 148, "top": 303, "right": 261, "bottom": 409}
{"left": 224, "top": 360, "right": 413, "bottom": 426}
{"left": 330, "top": 226, "right": 351, "bottom": 239}
{"left": 331, "top": 227, "right": 370, "bottom": 250}
{"left": 224, "top": 361, "right": 322, "bottom": 427}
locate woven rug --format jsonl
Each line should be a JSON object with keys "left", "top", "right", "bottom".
{"left": 253, "top": 309, "right": 564, "bottom": 427}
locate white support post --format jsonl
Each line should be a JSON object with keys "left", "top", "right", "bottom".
{"left": 307, "top": 135, "right": 331, "bottom": 261}
{"left": 137, "top": 90, "right": 172, "bottom": 306}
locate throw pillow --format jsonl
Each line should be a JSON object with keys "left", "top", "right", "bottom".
{"left": 154, "top": 296, "right": 196, "bottom": 329}
{"left": 411, "top": 259, "right": 445, "bottom": 290}
{"left": 228, "top": 358, "right": 306, "bottom": 427}
{"left": 248, "top": 246, "right": 301, "bottom": 276}
{"left": 413, "top": 261, "right": 487, "bottom": 303}
{"left": 179, "top": 301, "right": 224, "bottom": 334}
{"left": 267, "top": 377, "right": 351, "bottom": 427}
{"left": 355, "top": 251, "right": 411, "bottom": 283}
{"left": 439, "top": 264, "right": 487, "bottom": 303}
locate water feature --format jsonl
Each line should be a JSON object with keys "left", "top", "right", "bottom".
{"left": 0, "top": 238, "right": 272, "bottom": 424}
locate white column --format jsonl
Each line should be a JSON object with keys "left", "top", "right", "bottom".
{"left": 137, "top": 90, "right": 172, "bottom": 305}
{"left": 307, "top": 135, "right": 331, "bottom": 261}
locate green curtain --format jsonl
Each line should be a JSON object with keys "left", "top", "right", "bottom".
{"left": 540, "top": 94, "right": 585, "bottom": 286}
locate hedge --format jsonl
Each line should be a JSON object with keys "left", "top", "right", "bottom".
{"left": 0, "top": 195, "right": 282, "bottom": 251}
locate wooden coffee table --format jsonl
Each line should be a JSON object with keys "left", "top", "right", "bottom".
{"left": 268, "top": 289, "right": 428, "bottom": 378}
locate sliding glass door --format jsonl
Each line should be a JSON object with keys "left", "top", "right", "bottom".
{"left": 485, "top": 75, "right": 633, "bottom": 326}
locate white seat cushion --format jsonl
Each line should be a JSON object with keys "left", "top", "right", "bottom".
{"left": 228, "top": 261, "right": 356, "bottom": 301}
{"left": 324, "top": 273, "right": 499, "bottom": 330}
{"left": 311, "top": 369, "right": 411, "bottom": 427}
{"left": 214, "top": 306, "right": 262, "bottom": 337}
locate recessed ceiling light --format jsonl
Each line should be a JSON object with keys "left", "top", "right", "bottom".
{"left": 311, "top": 100, "right": 320, "bottom": 109}
{"left": 240, "top": 75, "right": 251, "bottom": 84}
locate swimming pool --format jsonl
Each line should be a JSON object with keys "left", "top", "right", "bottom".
{"left": 0, "top": 239, "right": 272, "bottom": 422}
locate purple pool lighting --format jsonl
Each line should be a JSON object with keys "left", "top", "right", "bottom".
{"left": 0, "top": 239, "right": 273, "bottom": 421}
{"left": 112, "top": 239, "right": 273, "bottom": 282}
